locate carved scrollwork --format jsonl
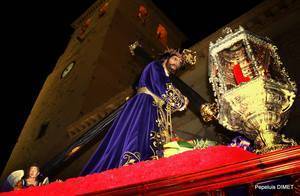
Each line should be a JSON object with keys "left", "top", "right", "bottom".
{"left": 162, "top": 83, "right": 188, "bottom": 113}
{"left": 200, "top": 103, "right": 219, "bottom": 122}
{"left": 121, "top": 151, "right": 141, "bottom": 166}
{"left": 149, "top": 131, "right": 165, "bottom": 159}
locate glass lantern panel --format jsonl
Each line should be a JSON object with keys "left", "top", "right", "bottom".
{"left": 217, "top": 41, "right": 257, "bottom": 90}
{"left": 250, "top": 41, "right": 289, "bottom": 84}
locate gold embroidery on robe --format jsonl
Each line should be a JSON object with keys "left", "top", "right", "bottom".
{"left": 122, "top": 151, "right": 141, "bottom": 166}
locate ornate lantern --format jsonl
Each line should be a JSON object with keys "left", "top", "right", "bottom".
{"left": 208, "top": 26, "right": 297, "bottom": 153}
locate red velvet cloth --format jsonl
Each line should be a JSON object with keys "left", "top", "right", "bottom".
{"left": 233, "top": 64, "right": 250, "bottom": 85}
{"left": 1, "top": 146, "right": 258, "bottom": 196}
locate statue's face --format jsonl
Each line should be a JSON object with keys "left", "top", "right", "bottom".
{"left": 166, "top": 55, "right": 182, "bottom": 73}
{"left": 28, "top": 166, "right": 40, "bottom": 178}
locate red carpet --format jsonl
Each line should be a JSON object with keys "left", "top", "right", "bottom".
{"left": 0, "top": 146, "right": 259, "bottom": 195}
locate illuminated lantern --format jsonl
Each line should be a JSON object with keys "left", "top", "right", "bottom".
{"left": 208, "top": 26, "right": 297, "bottom": 153}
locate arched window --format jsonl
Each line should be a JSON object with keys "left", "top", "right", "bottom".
{"left": 156, "top": 24, "right": 168, "bottom": 47}
{"left": 137, "top": 5, "right": 148, "bottom": 25}
{"left": 99, "top": 2, "right": 109, "bottom": 17}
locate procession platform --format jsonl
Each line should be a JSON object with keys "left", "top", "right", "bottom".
{"left": 2, "top": 145, "right": 299, "bottom": 195}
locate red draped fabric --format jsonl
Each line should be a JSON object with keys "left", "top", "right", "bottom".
{"left": 2, "top": 145, "right": 299, "bottom": 196}
{"left": 233, "top": 63, "right": 250, "bottom": 85}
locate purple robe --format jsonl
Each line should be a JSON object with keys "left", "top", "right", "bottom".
{"left": 80, "top": 61, "right": 185, "bottom": 175}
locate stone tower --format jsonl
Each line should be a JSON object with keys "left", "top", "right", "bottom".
{"left": 2, "top": 0, "right": 185, "bottom": 180}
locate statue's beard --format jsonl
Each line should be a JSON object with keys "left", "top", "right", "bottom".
{"left": 166, "top": 63, "right": 176, "bottom": 74}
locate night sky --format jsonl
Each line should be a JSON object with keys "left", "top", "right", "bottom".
{"left": 4, "top": 0, "right": 264, "bottom": 175}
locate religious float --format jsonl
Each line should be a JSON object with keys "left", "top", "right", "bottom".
{"left": 1, "top": 27, "right": 299, "bottom": 195}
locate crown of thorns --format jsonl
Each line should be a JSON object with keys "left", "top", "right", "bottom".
{"left": 162, "top": 48, "right": 197, "bottom": 66}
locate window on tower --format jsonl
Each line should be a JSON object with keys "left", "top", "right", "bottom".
{"left": 77, "top": 17, "right": 93, "bottom": 41}
{"left": 99, "top": 1, "right": 109, "bottom": 17}
{"left": 35, "top": 121, "right": 50, "bottom": 140}
{"left": 156, "top": 24, "right": 168, "bottom": 48}
{"left": 137, "top": 5, "right": 148, "bottom": 25}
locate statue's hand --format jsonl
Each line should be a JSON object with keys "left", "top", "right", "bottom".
{"left": 200, "top": 103, "right": 218, "bottom": 122}
{"left": 179, "top": 96, "right": 189, "bottom": 111}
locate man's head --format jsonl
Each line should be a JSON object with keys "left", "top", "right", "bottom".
{"left": 160, "top": 48, "right": 197, "bottom": 74}
{"left": 166, "top": 54, "right": 183, "bottom": 73}
{"left": 27, "top": 165, "right": 40, "bottom": 179}
{"left": 161, "top": 49, "right": 184, "bottom": 74}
